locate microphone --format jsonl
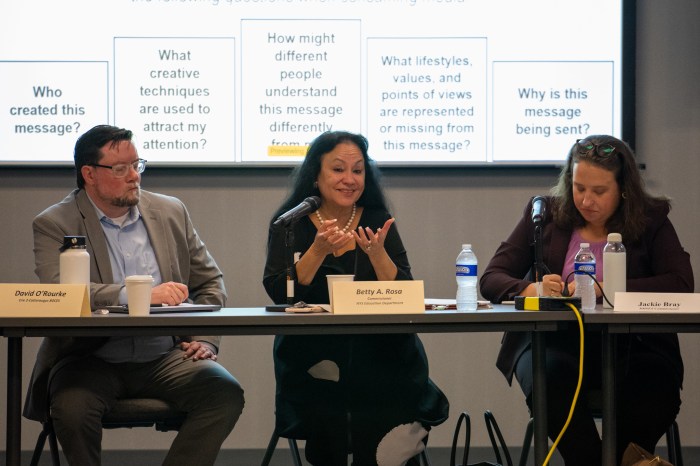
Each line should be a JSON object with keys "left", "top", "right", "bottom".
{"left": 273, "top": 196, "right": 321, "bottom": 227}
{"left": 531, "top": 195, "right": 548, "bottom": 293}
{"left": 531, "top": 196, "right": 547, "bottom": 225}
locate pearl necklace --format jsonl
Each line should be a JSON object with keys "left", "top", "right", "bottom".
{"left": 315, "top": 203, "right": 356, "bottom": 233}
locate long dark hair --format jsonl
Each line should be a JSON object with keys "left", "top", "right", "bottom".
{"left": 551, "top": 134, "right": 668, "bottom": 242}
{"left": 271, "top": 131, "right": 389, "bottom": 221}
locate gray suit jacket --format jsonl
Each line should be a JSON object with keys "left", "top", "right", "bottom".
{"left": 24, "top": 188, "right": 227, "bottom": 421}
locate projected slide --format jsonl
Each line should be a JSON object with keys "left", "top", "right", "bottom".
{"left": 0, "top": 0, "right": 625, "bottom": 166}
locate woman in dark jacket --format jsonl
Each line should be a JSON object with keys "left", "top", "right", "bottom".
{"left": 480, "top": 135, "right": 693, "bottom": 466}
{"left": 263, "top": 131, "right": 448, "bottom": 466}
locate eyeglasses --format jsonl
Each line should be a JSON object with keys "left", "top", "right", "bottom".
{"left": 576, "top": 139, "right": 617, "bottom": 158}
{"left": 89, "top": 158, "right": 147, "bottom": 177}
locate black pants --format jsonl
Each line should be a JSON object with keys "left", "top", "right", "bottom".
{"left": 514, "top": 331, "right": 681, "bottom": 466}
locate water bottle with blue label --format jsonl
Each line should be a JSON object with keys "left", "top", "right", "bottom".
{"left": 456, "top": 244, "right": 478, "bottom": 311}
{"left": 573, "top": 242, "right": 596, "bottom": 310}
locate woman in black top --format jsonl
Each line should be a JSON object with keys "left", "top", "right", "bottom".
{"left": 263, "top": 131, "right": 448, "bottom": 466}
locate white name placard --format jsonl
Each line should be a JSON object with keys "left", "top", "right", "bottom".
{"left": 613, "top": 292, "right": 700, "bottom": 313}
{"left": 331, "top": 280, "right": 424, "bottom": 314}
{"left": 0, "top": 283, "right": 90, "bottom": 317}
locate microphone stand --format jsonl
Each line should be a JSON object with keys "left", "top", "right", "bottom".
{"left": 533, "top": 223, "right": 546, "bottom": 296}
{"left": 284, "top": 225, "right": 296, "bottom": 305}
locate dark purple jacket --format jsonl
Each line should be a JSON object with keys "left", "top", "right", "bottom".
{"left": 480, "top": 196, "right": 694, "bottom": 385}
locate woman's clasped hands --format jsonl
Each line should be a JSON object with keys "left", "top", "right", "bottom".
{"left": 313, "top": 218, "right": 354, "bottom": 255}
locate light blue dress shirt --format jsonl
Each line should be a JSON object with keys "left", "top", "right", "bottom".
{"left": 89, "top": 199, "right": 175, "bottom": 363}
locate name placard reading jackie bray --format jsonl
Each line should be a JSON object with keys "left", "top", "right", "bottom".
{"left": 331, "top": 280, "right": 424, "bottom": 314}
{"left": 0, "top": 283, "right": 90, "bottom": 317}
{"left": 613, "top": 292, "right": 700, "bottom": 313}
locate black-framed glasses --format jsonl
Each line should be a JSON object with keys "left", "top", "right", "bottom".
{"left": 89, "top": 158, "right": 147, "bottom": 177}
{"left": 576, "top": 139, "right": 617, "bottom": 158}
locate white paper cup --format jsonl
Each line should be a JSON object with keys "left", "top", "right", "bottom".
{"left": 125, "top": 275, "right": 153, "bottom": 316}
{"left": 326, "top": 274, "right": 355, "bottom": 306}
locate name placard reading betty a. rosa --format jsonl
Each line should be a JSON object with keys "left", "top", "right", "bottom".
{"left": 331, "top": 280, "right": 424, "bottom": 314}
{"left": 0, "top": 283, "right": 90, "bottom": 317}
{"left": 613, "top": 292, "right": 700, "bottom": 313}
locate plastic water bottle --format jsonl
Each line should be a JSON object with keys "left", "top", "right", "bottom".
{"left": 59, "top": 236, "right": 90, "bottom": 286}
{"left": 456, "top": 244, "right": 478, "bottom": 311}
{"left": 603, "top": 233, "right": 626, "bottom": 308}
{"left": 573, "top": 242, "right": 596, "bottom": 310}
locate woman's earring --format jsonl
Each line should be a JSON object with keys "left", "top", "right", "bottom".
{"left": 313, "top": 181, "right": 318, "bottom": 188}
{"left": 621, "top": 192, "right": 627, "bottom": 199}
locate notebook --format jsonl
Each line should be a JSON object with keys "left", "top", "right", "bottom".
{"left": 96, "top": 303, "right": 221, "bottom": 314}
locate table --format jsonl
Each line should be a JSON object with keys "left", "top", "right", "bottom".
{"left": 583, "top": 309, "right": 700, "bottom": 466}
{"left": 2, "top": 306, "right": 575, "bottom": 466}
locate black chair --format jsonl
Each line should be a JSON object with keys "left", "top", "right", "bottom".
{"left": 518, "top": 392, "right": 684, "bottom": 466}
{"left": 261, "top": 429, "right": 433, "bottom": 466}
{"left": 30, "top": 398, "right": 186, "bottom": 466}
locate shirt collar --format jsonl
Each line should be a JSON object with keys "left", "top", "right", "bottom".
{"left": 85, "top": 193, "right": 141, "bottom": 226}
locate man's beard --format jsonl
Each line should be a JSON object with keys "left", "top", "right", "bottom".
{"left": 112, "top": 187, "right": 140, "bottom": 208}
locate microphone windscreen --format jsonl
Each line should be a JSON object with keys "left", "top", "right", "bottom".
{"left": 305, "top": 196, "right": 321, "bottom": 209}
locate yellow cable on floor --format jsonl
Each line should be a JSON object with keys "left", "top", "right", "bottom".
{"left": 542, "top": 302, "right": 584, "bottom": 466}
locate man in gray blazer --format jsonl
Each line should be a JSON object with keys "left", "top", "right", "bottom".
{"left": 24, "top": 125, "right": 244, "bottom": 466}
